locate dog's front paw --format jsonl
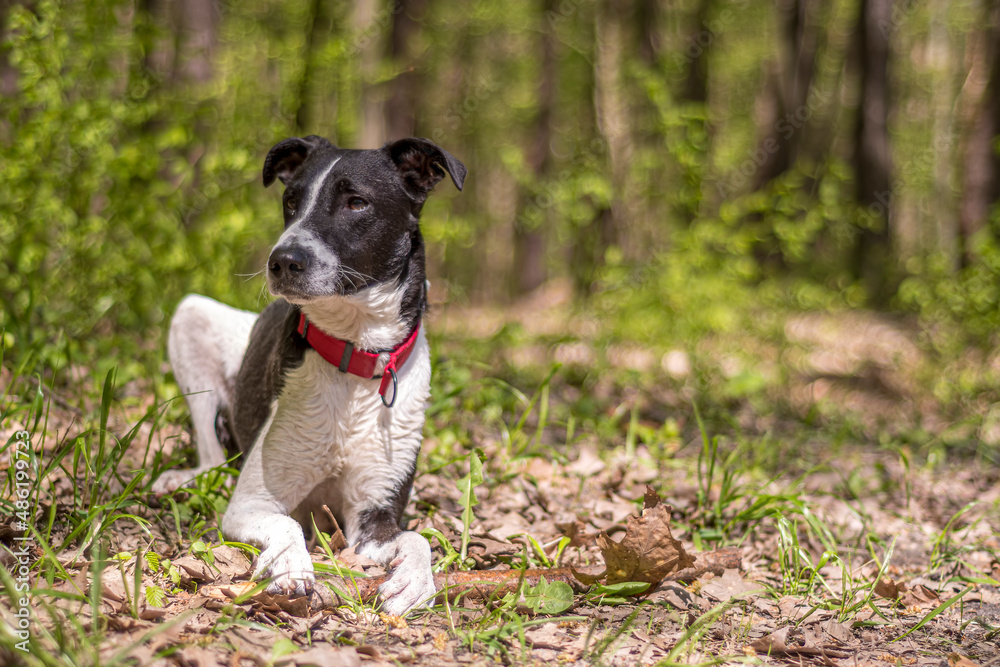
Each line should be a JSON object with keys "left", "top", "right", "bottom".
{"left": 255, "top": 544, "right": 315, "bottom": 597}
{"left": 375, "top": 532, "right": 436, "bottom": 616}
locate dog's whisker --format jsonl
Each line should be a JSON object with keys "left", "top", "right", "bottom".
{"left": 338, "top": 266, "right": 373, "bottom": 290}
{"left": 257, "top": 279, "right": 270, "bottom": 307}
{"left": 237, "top": 267, "right": 267, "bottom": 283}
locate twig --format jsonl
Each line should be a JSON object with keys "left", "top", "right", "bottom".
{"left": 295, "top": 545, "right": 742, "bottom": 609}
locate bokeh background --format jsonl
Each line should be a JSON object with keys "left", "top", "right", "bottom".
{"left": 2, "top": 0, "right": 1000, "bottom": 432}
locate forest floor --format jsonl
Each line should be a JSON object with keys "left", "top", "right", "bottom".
{"left": 2, "top": 291, "right": 1000, "bottom": 666}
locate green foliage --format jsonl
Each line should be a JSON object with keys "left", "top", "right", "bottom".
{"left": 190, "top": 540, "right": 215, "bottom": 567}
{"left": 899, "top": 227, "right": 1000, "bottom": 350}
{"left": 3, "top": 1, "right": 188, "bottom": 368}
{"left": 586, "top": 581, "right": 650, "bottom": 606}
{"left": 520, "top": 576, "right": 574, "bottom": 615}
{"left": 0, "top": 0, "right": 306, "bottom": 374}
{"left": 1, "top": 0, "right": 998, "bottom": 397}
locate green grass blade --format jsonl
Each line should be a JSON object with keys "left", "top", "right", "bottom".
{"left": 893, "top": 586, "right": 972, "bottom": 642}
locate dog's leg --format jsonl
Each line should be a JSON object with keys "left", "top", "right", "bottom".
{"left": 222, "top": 407, "right": 317, "bottom": 596}
{"left": 154, "top": 295, "right": 257, "bottom": 495}
{"left": 341, "top": 464, "right": 434, "bottom": 616}
{"left": 355, "top": 516, "right": 436, "bottom": 616}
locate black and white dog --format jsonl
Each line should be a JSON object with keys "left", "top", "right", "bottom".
{"left": 154, "top": 136, "right": 466, "bottom": 615}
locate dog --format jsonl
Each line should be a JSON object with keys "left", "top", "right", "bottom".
{"left": 153, "top": 135, "right": 466, "bottom": 615}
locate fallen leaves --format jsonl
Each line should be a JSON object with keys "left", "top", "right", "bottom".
{"left": 874, "top": 576, "right": 905, "bottom": 600}
{"left": 699, "top": 568, "right": 763, "bottom": 602}
{"left": 949, "top": 652, "right": 982, "bottom": 667}
{"left": 598, "top": 501, "right": 696, "bottom": 585}
{"left": 275, "top": 646, "right": 361, "bottom": 667}
{"left": 750, "top": 626, "right": 851, "bottom": 660}
{"left": 20, "top": 380, "right": 1000, "bottom": 667}
{"left": 577, "top": 486, "right": 696, "bottom": 589}
{"left": 874, "top": 575, "right": 941, "bottom": 609}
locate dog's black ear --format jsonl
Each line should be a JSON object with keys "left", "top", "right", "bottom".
{"left": 386, "top": 138, "right": 467, "bottom": 195}
{"left": 263, "top": 136, "right": 325, "bottom": 187}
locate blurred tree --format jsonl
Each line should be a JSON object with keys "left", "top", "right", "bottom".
{"left": 679, "top": 0, "right": 711, "bottom": 104}
{"left": 958, "top": 0, "right": 1000, "bottom": 264}
{"left": 513, "top": 0, "right": 556, "bottom": 295}
{"left": 850, "top": 0, "right": 894, "bottom": 304}
{"left": 0, "top": 0, "right": 17, "bottom": 99}
{"left": 385, "top": 0, "right": 425, "bottom": 139}
{"left": 5, "top": 0, "right": 1000, "bottom": 370}
{"left": 357, "top": 0, "right": 384, "bottom": 147}
{"left": 294, "top": 0, "right": 327, "bottom": 132}
{"left": 751, "top": 0, "right": 829, "bottom": 189}
{"left": 585, "top": 0, "right": 628, "bottom": 294}
{"left": 180, "top": 0, "right": 218, "bottom": 82}
{"left": 636, "top": 0, "right": 661, "bottom": 66}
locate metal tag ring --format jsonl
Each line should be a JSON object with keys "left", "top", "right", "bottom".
{"left": 381, "top": 367, "right": 398, "bottom": 408}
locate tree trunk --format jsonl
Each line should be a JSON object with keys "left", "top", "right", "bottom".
{"left": 958, "top": 0, "right": 1000, "bottom": 264}
{"left": 356, "top": 0, "right": 385, "bottom": 148}
{"left": 592, "top": 0, "right": 628, "bottom": 265}
{"left": 752, "top": 0, "right": 827, "bottom": 190}
{"left": 636, "top": 0, "right": 661, "bottom": 68}
{"left": 173, "top": 0, "right": 218, "bottom": 84}
{"left": 513, "top": 0, "right": 556, "bottom": 295}
{"left": 0, "top": 0, "right": 18, "bottom": 99}
{"left": 851, "top": 0, "right": 893, "bottom": 304}
{"left": 680, "top": 0, "right": 712, "bottom": 104}
{"left": 294, "top": 0, "right": 326, "bottom": 133}
{"left": 385, "top": 0, "right": 425, "bottom": 140}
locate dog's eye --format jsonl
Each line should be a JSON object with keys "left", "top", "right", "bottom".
{"left": 348, "top": 197, "right": 368, "bottom": 211}
{"left": 285, "top": 197, "right": 298, "bottom": 213}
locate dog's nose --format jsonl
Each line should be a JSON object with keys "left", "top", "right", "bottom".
{"left": 269, "top": 246, "right": 310, "bottom": 275}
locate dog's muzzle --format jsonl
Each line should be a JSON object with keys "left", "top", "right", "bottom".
{"left": 268, "top": 244, "right": 316, "bottom": 297}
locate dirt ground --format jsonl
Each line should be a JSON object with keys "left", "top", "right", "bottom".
{"left": 3, "top": 392, "right": 1000, "bottom": 666}
{"left": 3, "top": 300, "right": 1000, "bottom": 665}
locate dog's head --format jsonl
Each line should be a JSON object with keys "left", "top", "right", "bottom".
{"left": 262, "top": 136, "right": 466, "bottom": 302}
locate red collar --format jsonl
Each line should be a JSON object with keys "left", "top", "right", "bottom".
{"left": 296, "top": 313, "right": 420, "bottom": 407}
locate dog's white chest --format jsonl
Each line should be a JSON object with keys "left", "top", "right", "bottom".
{"left": 266, "top": 352, "right": 388, "bottom": 478}
{"left": 255, "top": 335, "right": 431, "bottom": 512}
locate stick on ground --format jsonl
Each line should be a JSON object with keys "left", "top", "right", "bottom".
{"left": 263, "top": 546, "right": 744, "bottom": 611}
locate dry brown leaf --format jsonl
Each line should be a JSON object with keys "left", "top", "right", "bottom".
{"left": 821, "top": 618, "right": 853, "bottom": 643}
{"left": 524, "top": 622, "right": 563, "bottom": 649}
{"left": 699, "top": 568, "right": 762, "bottom": 602}
{"left": 751, "top": 627, "right": 851, "bottom": 659}
{"left": 645, "top": 583, "right": 698, "bottom": 610}
{"left": 874, "top": 576, "right": 906, "bottom": 600}
{"left": 899, "top": 584, "right": 939, "bottom": 608}
{"left": 598, "top": 502, "right": 695, "bottom": 585}
{"left": 228, "top": 626, "right": 282, "bottom": 662}
{"left": 172, "top": 556, "right": 214, "bottom": 584}
{"left": 335, "top": 545, "right": 380, "bottom": 572}
{"left": 254, "top": 591, "right": 313, "bottom": 617}
{"left": 467, "top": 535, "right": 518, "bottom": 566}
{"left": 210, "top": 544, "right": 253, "bottom": 582}
{"left": 278, "top": 646, "right": 362, "bottom": 667}
{"left": 354, "top": 645, "right": 382, "bottom": 660}
{"left": 556, "top": 520, "right": 595, "bottom": 547}
{"left": 170, "top": 645, "right": 228, "bottom": 666}
{"left": 138, "top": 603, "right": 168, "bottom": 621}
{"left": 569, "top": 565, "right": 606, "bottom": 586}
{"left": 215, "top": 582, "right": 257, "bottom": 599}
{"left": 948, "top": 653, "right": 981, "bottom": 667}
{"left": 98, "top": 568, "right": 128, "bottom": 603}
{"left": 751, "top": 626, "right": 791, "bottom": 653}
